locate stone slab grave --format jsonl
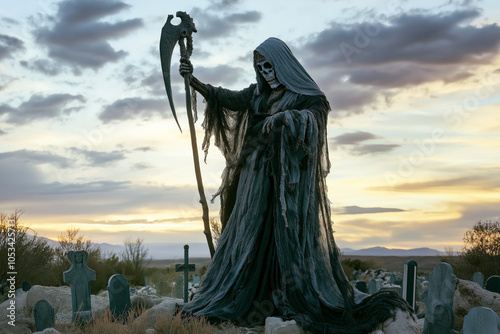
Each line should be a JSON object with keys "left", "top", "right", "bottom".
{"left": 485, "top": 275, "right": 500, "bottom": 294}
{"left": 472, "top": 272, "right": 484, "bottom": 288}
{"left": 462, "top": 307, "right": 500, "bottom": 334}
{"left": 33, "top": 299, "right": 55, "bottom": 332}
{"left": 107, "top": 274, "right": 131, "bottom": 321}
{"left": 423, "top": 262, "right": 458, "bottom": 334}
{"left": 63, "top": 250, "right": 96, "bottom": 324}
{"left": 403, "top": 260, "right": 417, "bottom": 311}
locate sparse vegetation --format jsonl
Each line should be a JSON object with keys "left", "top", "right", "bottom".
{"left": 442, "top": 218, "right": 500, "bottom": 279}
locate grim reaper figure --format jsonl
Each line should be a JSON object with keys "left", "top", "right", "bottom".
{"left": 180, "top": 37, "right": 409, "bottom": 333}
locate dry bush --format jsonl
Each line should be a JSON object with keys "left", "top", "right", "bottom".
{"left": 154, "top": 312, "right": 216, "bottom": 334}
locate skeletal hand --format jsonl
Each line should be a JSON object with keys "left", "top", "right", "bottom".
{"left": 179, "top": 57, "right": 193, "bottom": 77}
{"left": 263, "top": 112, "right": 285, "bottom": 134}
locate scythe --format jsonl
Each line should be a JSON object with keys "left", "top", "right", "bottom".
{"left": 159, "top": 11, "right": 215, "bottom": 258}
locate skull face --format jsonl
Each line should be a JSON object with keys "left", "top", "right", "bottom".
{"left": 256, "top": 60, "right": 280, "bottom": 89}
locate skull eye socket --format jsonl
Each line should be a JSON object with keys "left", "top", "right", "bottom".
{"left": 257, "top": 61, "right": 273, "bottom": 73}
{"left": 263, "top": 62, "right": 272, "bottom": 69}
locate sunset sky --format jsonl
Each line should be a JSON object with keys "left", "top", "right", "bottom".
{"left": 1, "top": 0, "right": 499, "bottom": 255}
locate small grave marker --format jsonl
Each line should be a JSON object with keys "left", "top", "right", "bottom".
{"left": 63, "top": 250, "right": 96, "bottom": 324}
{"left": 472, "top": 272, "right": 484, "bottom": 288}
{"left": 462, "top": 307, "right": 500, "bottom": 334}
{"left": 175, "top": 244, "right": 196, "bottom": 303}
{"left": 403, "top": 260, "right": 418, "bottom": 311}
{"left": 33, "top": 300, "right": 54, "bottom": 332}
{"left": 22, "top": 281, "right": 31, "bottom": 292}
{"left": 107, "top": 274, "right": 131, "bottom": 321}
{"left": 485, "top": 275, "right": 500, "bottom": 294}
{"left": 423, "top": 262, "right": 457, "bottom": 334}
{"left": 355, "top": 281, "right": 367, "bottom": 293}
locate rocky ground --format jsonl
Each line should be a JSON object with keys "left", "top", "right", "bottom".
{"left": 1, "top": 279, "right": 499, "bottom": 334}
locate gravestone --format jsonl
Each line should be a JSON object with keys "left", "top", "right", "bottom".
{"left": 462, "top": 307, "right": 500, "bottom": 334}
{"left": 472, "top": 272, "right": 484, "bottom": 288}
{"left": 368, "top": 278, "right": 383, "bottom": 294}
{"left": 485, "top": 275, "right": 500, "bottom": 294}
{"left": 175, "top": 244, "right": 196, "bottom": 303}
{"left": 389, "top": 273, "right": 396, "bottom": 285}
{"left": 157, "top": 281, "right": 169, "bottom": 296}
{"left": 352, "top": 269, "right": 362, "bottom": 281}
{"left": 63, "top": 250, "right": 96, "bottom": 324}
{"left": 403, "top": 260, "right": 418, "bottom": 311}
{"left": 174, "top": 275, "right": 184, "bottom": 299}
{"left": 355, "top": 281, "right": 367, "bottom": 293}
{"left": 423, "top": 262, "right": 457, "bottom": 334}
{"left": 22, "top": 281, "right": 31, "bottom": 292}
{"left": 192, "top": 275, "right": 201, "bottom": 286}
{"left": 107, "top": 274, "right": 131, "bottom": 321}
{"left": 33, "top": 300, "right": 55, "bottom": 332}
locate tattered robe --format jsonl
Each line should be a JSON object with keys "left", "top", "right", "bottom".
{"left": 182, "top": 38, "right": 409, "bottom": 334}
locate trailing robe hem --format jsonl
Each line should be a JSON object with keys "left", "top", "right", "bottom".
{"left": 182, "top": 38, "right": 411, "bottom": 334}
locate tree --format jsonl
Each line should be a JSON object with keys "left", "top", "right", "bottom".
{"left": 461, "top": 218, "right": 500, "bottom": 277}
{"left": 0, "top": 210, "right": 54, "bottom": 290}
{"left": 121, "top": 237, "right": 151, "bottom": 284}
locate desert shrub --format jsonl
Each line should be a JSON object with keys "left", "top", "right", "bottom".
{"left": 341, "top": 257, "right": 379, "bottom": 278}
{"left": 0, "top": 210, "right": 55, "bottom": 292}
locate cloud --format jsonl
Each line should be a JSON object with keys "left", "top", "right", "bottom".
{"left": 330, "top": 131, "right": 399, "bottom": 156}
{"left": 0, "top": 129, "right": 6, "bottom": 135}
{"left": 373, "top": 174, "right": 500, "bottom": 192}
{"left": 33, "top": 0, "right": 143, "bottom": 72}
{"left": 351, "top": 144, "right": 400, "bottom": 155}
{"left": 298, "top": 8, "right": 500, "bottom": 115}
{"left": 20, "top": 59, "right": 62, "bottom": 76}
{"left": 340, "top": 205, "right": 405, "bottom": 214}
{"left": 331, "top": 131, "right": 379, "bottom": 145}
{"left": 0, "top": 34, "right": 25, "bottom": 61}
{"left": 0, "top": 149, "right": 72, "bottom": 169}
{"left": 0, "top": 93, "right": 86, "bottom": 124}
{"left": 191, "top": 8, "right": 262, "bottom": 39}
{"left": 99, "top": 97, "right": 169, "bottom": 123}
{"left": 70, "top": 148, "right": 126, "bottom": 166}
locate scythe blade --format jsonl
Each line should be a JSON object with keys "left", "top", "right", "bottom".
{"left": 159, "top": 12, "right": 196, "bottom": 132}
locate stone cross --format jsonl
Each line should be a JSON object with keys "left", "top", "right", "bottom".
{"left": 107, "top": 274, "right": 131, "bottom": 321}
{"left": 175, "top": 244, "right": 196, "bottom": 303}
{"left": 472, "top": 272, "right": 484, "bottom": 288}
{"left": 485, "top": 275, "right": 500, "bottom": 294}
{"left": 63, "top": 250, "right": 96, "bottom": 324}
{"left": 403, "top": 260, "right": 418, "bottom": 311}
{"left": 462, "top": 307, "right": 500, "bottom": 334}
{"left": 33, "top": 300, "right": 54, "bottom": 332}
{"left": 423, "top": 262, "right": 457, "bottom": 334}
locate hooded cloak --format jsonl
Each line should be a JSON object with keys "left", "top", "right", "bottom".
{"left": 182, "top": 37, "right": 410, "bottom": 334}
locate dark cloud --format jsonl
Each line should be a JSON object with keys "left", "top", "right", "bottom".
{"left": 330, "top": 131, "right": 399, "bottom": 156}
{"left": 0, "top": 93, "right": 86, "bottom": 124}
{"left": 195, "top": 64, "right": 245, "bottom": 86}
{"left": 0, "top": 149, "right": 72, "bottom": 169}
{"left": 208, "top": 0, "right": 242, "bottom": 10}
{"left": 0, "top": 129, "right": 6, "bottom": 135}
{"left": 331, "top": 131, "right": 379, "bottom": 145}
{"left": 99, "top": 97, "right": 169, "bottom": 123}
{"left": 297, "top": 9, "right": 500, "bottom": 116}
{"left": 351, "top": 144, "right": 400, "bottom": 155}
{"left": 341, "top": 205, "right": 405, "bottom": 214}
{"left": 0, "top": 34, "right": 25, "bottom": 61}
{"left": 1, "top": 17, "right": 19, "bottom": 25}
{"left": 20, "top": 59, "right": 62, "bottom": 76}
{"left": 191, "top": 8, "right": 262, "bottom": 39}
{"left": 71, "top": 148, "right": 126, "bottom": 166}
{"left": 33, "top": 0, "right": 143, "bottom": 72}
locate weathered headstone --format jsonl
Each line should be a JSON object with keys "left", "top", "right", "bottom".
{"left": 63, "top": 250, "right": 96, "bottom": 324}
{"left": 389, "top": 273, "right": 396, "bottom": 285}
{"left": 22, "top": 281, "right": 31, "bottom": 292}
{"left": 157, "top": 281, "right": 169, "bottom": 296}
{"left": 175, "top": 244, "right": 196, "bottom": 303}
{"left": 485, "top": 275, "right": 500, "bottom": 294}
{"left": 107, "top": 274, "right": 131, "bottom": 321}
{"left": 355, "top": 281, "right": 367, "bottom": 293}
{"left": 174, "top": 275, "right": 184, "bottom": 299}
{"left": 472, "top": 272, "right": 484, "bottom": 288}
{"left": 423, "top": 262, "right": 457, "bottom": 334}
{"left": 403, "top": 260, "right": 418, "bottom": 311}
{"left": 192, "top": 275, "right": 201, "bottom": 286}
{"left": 368, "top": 278, "right": 383, "bottom": 294}
{"left": 462, "top": 307, "right": 500, "bottom": 334}
{"left": 33, "top": 300, "right": 55, "bottom": 332}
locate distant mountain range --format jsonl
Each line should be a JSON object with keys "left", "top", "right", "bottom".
{"left": 40, "top": 237, "right": 444, "bottom": 259}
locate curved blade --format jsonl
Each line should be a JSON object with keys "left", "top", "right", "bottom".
{"left": 159, "top": 14, "right": 182, "bottom": 132}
